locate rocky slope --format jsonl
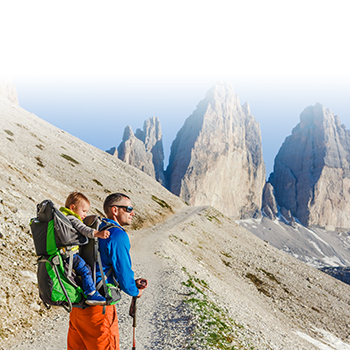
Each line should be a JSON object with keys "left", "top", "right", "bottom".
{"left": 108, "top": 116, "right": 166, "bottom": 185}
{"left": 166, "top": 82, "right": 266, "bottom": 219}
{"left": 269, "top": 103, "right": 350, "bottom": 230}
{"left": 239, "top": 215, "right": 350, "bottom": 269}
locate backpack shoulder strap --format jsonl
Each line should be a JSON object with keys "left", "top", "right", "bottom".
{"left": 100, "top": 223, "right": 118, "bottom": 231}
{"left": 95, "top": 221, "right": 120, "bottom": 296}
{"left": 96, "top": 267, "right": 114, "bottom": 291}
{"left": 100, "top": 218, "right": 122, "bottom": 231}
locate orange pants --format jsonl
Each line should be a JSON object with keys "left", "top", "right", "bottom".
{"left": 67, "top": 305, "right": 120, "bottom": 350}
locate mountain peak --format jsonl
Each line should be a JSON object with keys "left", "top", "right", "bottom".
{"left": 116, "top": 117, "right": 166, "bottom": 185}
{"left": 166, "top": 83, "right": 265, "bottom": 219}
{"left": 299, "top": 103, "right": 333, "bottom": 126}
{"left": 270, "top": 103, "right": 350, "bottom": 229}
{"left": 122, "top": 125, "right": 134, "bottom": 141}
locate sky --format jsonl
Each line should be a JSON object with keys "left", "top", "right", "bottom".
{"left": 1, "top": 0, "right": 350, "bottom": 176}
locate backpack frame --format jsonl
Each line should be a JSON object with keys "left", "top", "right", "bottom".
{"left": 30, "top": 199, "right": 120, "bottom": 313}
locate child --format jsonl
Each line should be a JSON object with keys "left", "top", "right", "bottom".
{"left": 60, "top": 191, "right": 110, "bottom": 306}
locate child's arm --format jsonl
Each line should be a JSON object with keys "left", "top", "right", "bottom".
{"left": 67, "top": 216, "right": 109, "bottom": 239}
{"left": 94, "top": 230, "right": 110, "bottom": 239}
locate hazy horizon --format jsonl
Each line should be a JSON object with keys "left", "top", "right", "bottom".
{"left": 14, "top": 76, "right": 350, "bottom": 177}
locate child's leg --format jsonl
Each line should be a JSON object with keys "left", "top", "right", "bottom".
{"left": 72, "top": 254, "right": 96, "bottom": 295}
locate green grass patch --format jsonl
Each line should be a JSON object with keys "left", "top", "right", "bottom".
{"left": 246, "top": 273, "right": 270, "bottom": 297}
{"left": 182, "top": 268, "right": 254, "bottom": 349}
{"left": 151, "top": 195, "right": 173, "bottom": 212}
{"left": 169, "top": 234, "right": 188, "bottom": 245}
{"left": 61, "top": 154, "right": 80, "bottom": 165}
{"left": 206, "top": 212, "right": 222, "bottom": 224}
{"left": 92, "top": 179, "right": 103, "bottom": 187}
{"left": 0, "top": 326, "right": 7, "bottom": 339}
{"left": 35, "top": 156, "right": 44, "bottom": 167}
{"left": 259, "top": 269, "right": 280, "bottom": 284}
{"left": 4, "top": 129, "right": 14, "bottom": 136}
{"left": 222, "top": 259, "right": 232, "bottom": 268}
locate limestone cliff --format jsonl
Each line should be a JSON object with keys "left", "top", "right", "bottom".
{"left": 269, "top": 103, "right": 350, "bottom": 230}
{"left": 166, "top": 83, "right": 266, "bottom": 219}
{"left": 109, "top": 116, "right": 166, "bottom": 185}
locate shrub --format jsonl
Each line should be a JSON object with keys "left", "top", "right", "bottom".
{"left": 4, "top": 129, "right": 14, "bottom": 136}
{"left": 61, "top": 154, "right": 80, "bottom": 165}
{"left": 35, "top": 156, "right": 44, "bottom": 168}
{"left": 151, "top": 195, "right": 173, "bottom": 212}
{"left": 92, "top": 179, "right": 103, "bottom": 187}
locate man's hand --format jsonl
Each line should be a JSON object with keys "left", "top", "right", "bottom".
{"left": 94, "top": 230, "right": 110, "bottom": 239}
{"left": 135, "top": 278, "right": 148, "bottom": 289}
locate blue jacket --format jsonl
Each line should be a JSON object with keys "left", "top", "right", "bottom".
{"left": 96, "top": 218, "right": 139, "bottom": 297}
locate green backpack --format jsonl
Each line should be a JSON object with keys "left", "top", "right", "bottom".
{"left": 30, "top": 199, "right": 120, "bottom": 313}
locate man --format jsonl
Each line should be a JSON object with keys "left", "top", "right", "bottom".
{"left": 67, "top": 193, "right": 148, "bottom": 350}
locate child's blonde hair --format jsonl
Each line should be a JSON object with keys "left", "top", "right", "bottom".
{"left": 65, "top": 191, "right": 90, "bottom": 208}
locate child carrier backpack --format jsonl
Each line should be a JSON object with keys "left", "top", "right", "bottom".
{"left": 80, "top": 215, "right": 122, "bottom": 307}
{"left": 30, "top": 199, "right": 121, "bottom": 313}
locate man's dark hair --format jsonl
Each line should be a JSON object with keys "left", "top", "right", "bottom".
{"left": 103, "top": 193, "right": 130, "bottom": 215}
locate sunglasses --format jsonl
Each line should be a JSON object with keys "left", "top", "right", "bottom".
{"left": 110, "top": 205, "right": 134, "bottom": 213}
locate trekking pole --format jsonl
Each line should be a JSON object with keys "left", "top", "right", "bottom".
{"left": 129, "top": 296, "right": 137, "bottom": 350}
